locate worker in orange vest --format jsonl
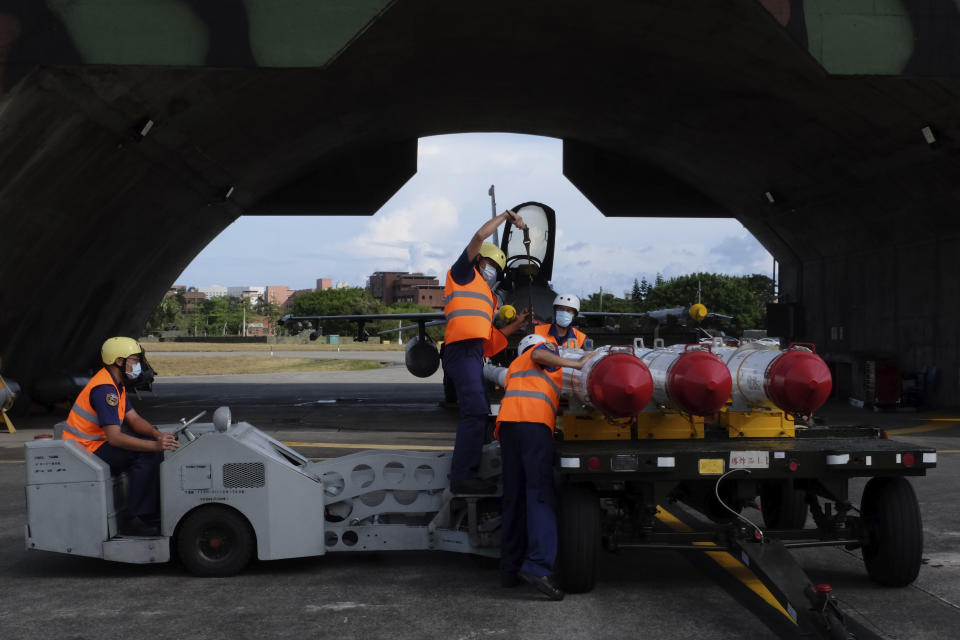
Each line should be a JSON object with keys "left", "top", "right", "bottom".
{"left": 63, "top": 337, "right": 178, "bottom": 536}
{"left": 496, "top": 333, "right": 594, "bottom": 600}
{"left": 534, "top": 293, "right": 588, "bottom": 349}
{"left": 444, "top": 209, "right": 530, "bottom": 494}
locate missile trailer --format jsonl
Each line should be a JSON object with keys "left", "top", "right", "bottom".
{"left": 23, "top": 342, "right": 935, "bottom": 640}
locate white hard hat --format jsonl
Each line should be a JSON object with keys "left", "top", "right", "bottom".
{"left": 553, "top": 293, "right": 580, "bottom": 313}
{"left": 518, "top": 333, "right": 548, "bottom": 355}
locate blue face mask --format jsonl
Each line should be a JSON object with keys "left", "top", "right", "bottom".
{"left": 555, "top": 310, "right": 574, "bottom": 328}
{"left": 126, "top": 362, "right": 142, "bottom": 380}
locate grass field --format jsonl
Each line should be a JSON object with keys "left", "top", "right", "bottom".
{"left": 143, "top": 342, "right": 405, "bottom": 353}
{"left": 148, "top": 355, "right": 386, "bottom": 377}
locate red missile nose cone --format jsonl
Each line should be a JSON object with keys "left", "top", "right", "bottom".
{"left": 586, "top": 353, "right": 654, "bottom": 417}
{"left": 667, "top": 352, "right": 733, "bottom": 416}
{"left": 766, "top": 350, "right": 833, "bottom": 414}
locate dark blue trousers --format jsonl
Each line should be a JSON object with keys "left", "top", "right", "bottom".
{"left": 499, "top": 421, "right": 557, "bottom": 578}
{"left": 94, "top": 437, "right": 162, "bottom": 522}
{"left": 443, "top": 339, "right": 490, "bottom": 484}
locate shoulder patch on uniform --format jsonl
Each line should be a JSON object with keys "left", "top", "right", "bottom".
{"left": 105, "top": 393, "right": 119, "bottom": 407}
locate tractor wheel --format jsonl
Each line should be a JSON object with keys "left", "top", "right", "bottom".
{"left": 558, "top": 485, "right": 601, "bottom": 593}
{"left": 860, "top": 476, "right": 923, "bottom": 586}
{"left": 760, "top": 480, "right": 809, "bottom": 530}
{"left": 177, "top": 505, "right": 255, "bottom": 577}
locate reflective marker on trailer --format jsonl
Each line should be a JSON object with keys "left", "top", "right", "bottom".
{"left": 587, "top": 456, "right": 601, "bottom": 470}
{"left": 923, "top": 452, "right": 937, "bottom": 464}
{"left": 826, "top": 454, "right": 850, "bottom": 465}
{"left": 657, "top": 456, "right": 676, "bottom": 468}
{"left": 560, "top": 457, "right": 581, "bottom": 469}
{"left": 902, "top": 453, "right": 915, "bottom": 467}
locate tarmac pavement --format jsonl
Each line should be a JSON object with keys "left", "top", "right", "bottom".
{"left": 1, "top": 367, "right": 958, "bottom": 639}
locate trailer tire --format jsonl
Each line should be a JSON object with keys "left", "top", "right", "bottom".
{"left": 177, "top": 505, "right": 255, "bottom": 577}
{"left": 760, "top": 480, "right": 809, "bottom": 530}
{"left": 860, "top": 476, "right": 923, "bottom": 587}
{"left": 558, "top": 485, "right": 600, "bottom": 594}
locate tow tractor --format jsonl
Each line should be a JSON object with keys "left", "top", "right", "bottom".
{"left": 24, "top": 340, "right": 935, "bottom": 640}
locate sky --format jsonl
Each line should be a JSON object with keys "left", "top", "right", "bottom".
{"left": 176, "top": 133, "right": 773, "bottom": 299}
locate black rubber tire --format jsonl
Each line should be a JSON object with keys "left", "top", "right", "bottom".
{"left": 558, "top": 485, "right": 601, "bottom": 593}
{"left": 176, "top": 505, "right": 255, "bottom": 577}
{"left": 760, "top": 480, "right": 809, "bottom": 530}
{"left": 860, "top": 476, "right": 923, "bottom": 587}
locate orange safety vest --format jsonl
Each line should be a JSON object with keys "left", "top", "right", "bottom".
{"left": 444, "top": 267, "right": 507, "bottom": 357}
{"left": 535, "top": 323, "right": 587, "bottom": 349}
{"left": 64, "top": 367, "right": 126, "bottom": 452}
{"left": 495, "top": 347, "right": 563, "bottom": 437}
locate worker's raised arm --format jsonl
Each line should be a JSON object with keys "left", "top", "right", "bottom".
{"left": 466, "top": 209, "right": 526, "bottom": 263}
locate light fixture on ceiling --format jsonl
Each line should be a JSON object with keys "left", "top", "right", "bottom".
{"left": 764, "top": 191, "right": 775, "bottom": 204}
{"left": 921, "top": 125, "right": 937, "bottom": 146}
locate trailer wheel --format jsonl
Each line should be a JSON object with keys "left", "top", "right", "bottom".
{"left": 760, "top": 480, "right": 809, "bottom": 530}
{"left": 558, "top": 485, "right": 601, "bottom": 593}
{"left": 177, "top": 505, "right": 255, "bottom": 577}
{"left": 860, "top": 476, "right": 923, "bottom": 587}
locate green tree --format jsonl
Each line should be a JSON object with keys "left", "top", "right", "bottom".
{"left": 144, "top": 293, "right": 185, "bottom": 333}
{"left": 631, "top": 279, "right": 642, "bottom": 306}
{"left": 291, "top": 287, "right": 388, "bottom": 336}
{"left": 642, "top": 272, "right": 773, "bottom": 332}
{"left": 581, "top": 291, "right": 634, "bottom": 314}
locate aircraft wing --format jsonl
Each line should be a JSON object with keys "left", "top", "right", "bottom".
{"left": 278, "top": 312, "right": 445, "bottom": 343}
{"left": 580, "top": 308, "right": 733, "bottom": 324}
{"left": 280, "top": 313, "right": 443, "bottom": 324}
{"left": 378, "top": 320, "right": 447, "bottom": 335}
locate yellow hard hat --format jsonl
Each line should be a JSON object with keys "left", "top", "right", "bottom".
{"left": 477, "top": 242, "right": 506, "bottom": 272}
{"left": 498, "top": 305, "right": 517, "bottom": 323}
{"left": 101, "top": 337, "right": 144, "bottom": 365}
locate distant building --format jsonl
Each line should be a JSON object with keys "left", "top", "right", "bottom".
{"left": 227, "top": 285, "right": 265, "bottom": 299}
{"left": 198, "top": 285, "right": 227, "bottom": 299}
{"left": 368, "top": 271, "right": 441, "bottom": 308}
{"left": 165, "top": 285, "right": 186, "bottom": 297}
{"left": 265, "top": 285, "right": 293, "bottom": 307}
{"left": 184, "top": 291, "right": 206, "bottom": 312}
{"left": 317, "top": 278, "right": 333, "bottom": 291}
{"left": 413, "top": 285, "right": 445, "bottom": 310}
{"left": 245, "top": 315, "right": 268, "bottom": 336}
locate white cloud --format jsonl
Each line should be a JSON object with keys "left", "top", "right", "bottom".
{"left": 339, "top": 196, "right": 460, "bottom": 276}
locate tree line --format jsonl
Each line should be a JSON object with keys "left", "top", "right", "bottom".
{"left": 581, "top": 272, "right": 774, "bottom": 333}
{"left": 144, "top": 272, "right": 773, "bottom": 338}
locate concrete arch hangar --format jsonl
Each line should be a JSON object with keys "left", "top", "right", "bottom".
{"left": 1, "top": 0, "right": 958, "bottom": 406}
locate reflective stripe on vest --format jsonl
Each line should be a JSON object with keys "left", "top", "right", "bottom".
{"left": 495, "top": 349, "right": 562, "bottom": 436}
{"left": 443, "top": 268, "right": 498, "bottom": 344}
{"left": 64, "top": 367, "right": 126, "bottom": 452}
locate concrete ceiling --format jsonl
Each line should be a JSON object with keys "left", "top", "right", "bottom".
{"left": 1, "top": 0, "right": 959, "bottom": 405}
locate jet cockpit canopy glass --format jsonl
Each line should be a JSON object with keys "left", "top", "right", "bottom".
{"left": 502, "top": 202, "right": 555, "bottom": 283}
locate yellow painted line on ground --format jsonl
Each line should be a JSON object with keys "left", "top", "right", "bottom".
{"left": 655, "top": 506, "right": 795, "bottom": 624}
{"left": 0, "top": 460, "right": 23, "bottom": 464}
{"left": 938, "top": 450, "right": 960, "bottom": 453}
{"left": 283, "top": 441, "right": 453, "bottom": 451}
{"left": 885, "top": 422, "right": 958, "bottom": 436}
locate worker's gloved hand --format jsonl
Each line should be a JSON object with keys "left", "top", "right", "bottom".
{"left": 505, "top": 210, "right": 526, "bottom": 230}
